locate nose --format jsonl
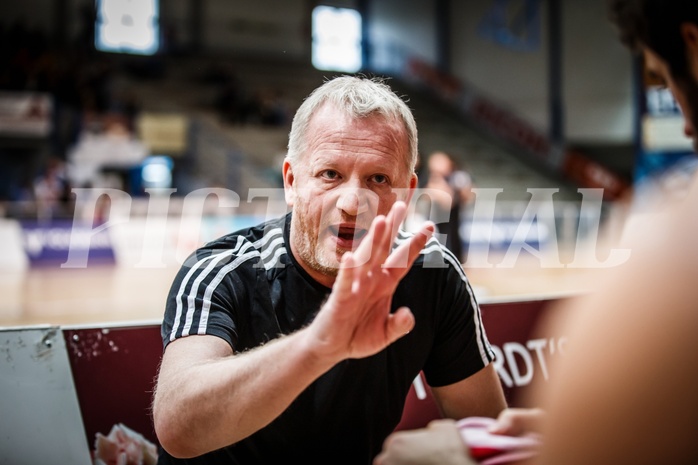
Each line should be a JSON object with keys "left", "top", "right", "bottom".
{"left": 684, "top": 119, "right": 695, "bottom": 138}
{"left": 336, "top": 186, "right": 370, "bottom": 216}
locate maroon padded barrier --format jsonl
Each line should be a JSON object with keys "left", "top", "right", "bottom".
{"left": 63, "top": 297, "right": 569, "bottom": 449}
{"left": 394, "top": 298, "right": 566, "bottom": 430}
{"left": 63, "top": 324, "right": 163, "bottom": 449}
{"left": 480, "top": 298, "right": 565, "bottom": 406}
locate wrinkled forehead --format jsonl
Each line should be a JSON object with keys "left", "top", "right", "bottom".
{"left": 306, "top": 103, "right": 411, "bottom": 165}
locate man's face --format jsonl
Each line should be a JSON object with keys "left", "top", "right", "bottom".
{"left": 283, "top": 103, "right": 417, "bottom": 287}
{"left": 643, "top": 47, "right": 698, "bottom": 152}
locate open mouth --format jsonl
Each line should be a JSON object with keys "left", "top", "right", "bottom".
{"left": 329, "top": 224, "right": 368, "bottom": 248}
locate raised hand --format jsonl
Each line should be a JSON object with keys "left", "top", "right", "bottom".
{"left": 307, "top": 201, "right": 435, "bottom": 363}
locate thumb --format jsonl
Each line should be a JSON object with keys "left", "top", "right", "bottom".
{"left": 386, "top": 307, "right": 415, "bottom": 343}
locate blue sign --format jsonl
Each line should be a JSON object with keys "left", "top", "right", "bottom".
{"left": 20, "top": 220, "right": 116, "bottom": 267}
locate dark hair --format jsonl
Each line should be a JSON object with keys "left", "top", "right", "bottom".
{"left": 608, "top": 0, "right": 698, "bottom": 77}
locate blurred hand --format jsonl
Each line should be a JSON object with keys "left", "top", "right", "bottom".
{"left": 374, "top": 419, "right": 476, "bottom": 465}
{"left": 489, "top": 408, "right": 546, "bottom": 437}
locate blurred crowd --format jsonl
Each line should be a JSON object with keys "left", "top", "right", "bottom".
{"left": 0, "top": 17, "right": 141, "bottom": 219}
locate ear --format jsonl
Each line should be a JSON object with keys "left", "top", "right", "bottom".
{"left": 404, "top": 172, "right": 418, "bottom": 206}
{"left": 282, "top": 158, "right": 295, "bottom": 207}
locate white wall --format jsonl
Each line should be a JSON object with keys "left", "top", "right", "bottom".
{"left": 562, "top": 0, "right": 634, "bottom": 143}
{"left": 450, "top": 0, "right": 550, "bottom": 133}
{"left": 449, "top": 0, "right": 634, "bottom": 144}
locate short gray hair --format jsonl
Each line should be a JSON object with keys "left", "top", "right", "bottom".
{"left": 287, "top": 76, "right": 418, "bottom": 173}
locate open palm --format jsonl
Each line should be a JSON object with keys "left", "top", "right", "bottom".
{"left": 309, "top": 201, "right": 434, "bottom": 362}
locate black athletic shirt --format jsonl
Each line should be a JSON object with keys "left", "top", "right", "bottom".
{"left": 159, "top": 213, "right": 494, "bottom": 465}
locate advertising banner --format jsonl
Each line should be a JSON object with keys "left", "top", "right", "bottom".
{"left": 20, "top": 220, "right": 115, "bottom": 267}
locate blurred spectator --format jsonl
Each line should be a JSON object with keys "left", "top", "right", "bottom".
{"left": 33, "top": 156, "right": 73, "bottom": 220}
{"left": 421, "top": 151, "right": 475, "bottom": 263}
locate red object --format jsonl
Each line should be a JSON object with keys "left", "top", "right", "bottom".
{"left": 63, "top": 325, "right": 163, "bottom": 448}
{"left": 458, "top": 416, "right": 540, "bottom": 464}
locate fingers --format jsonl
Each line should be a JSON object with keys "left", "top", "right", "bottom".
{"left": 351, "top": 213, "right": 387, "bottom": 269}
{"left": 489, "top": 408, "right": 545, "bottom": 436}
{"left": 386, "top": 200, "right": 408, "bottom": 240}
{"left": 337, "top": 201, "right": 431, "bottom": 293}
{"left": 384, "top": 221, "right": 435, "bottom": 271}
{"left": 371, "top": 201, "right": 408, "bottom": 267}
{"left": 351, "top": 199, "right": 433, "bottom": 280}
{"left": 332, "top": 251, "right": 357, "bottom": 300}
{"left": 351, "top": 201, "right": 408, "bottom": 270}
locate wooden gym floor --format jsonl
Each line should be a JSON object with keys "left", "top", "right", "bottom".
{"left": 0, "top": 253, "right": 606, "bottom": 328}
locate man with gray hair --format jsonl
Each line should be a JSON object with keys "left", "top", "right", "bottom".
{"left": 152, "top": 75, "right": 505, "bottom": 464}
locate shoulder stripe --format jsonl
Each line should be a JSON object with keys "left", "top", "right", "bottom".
{"left": 262, "top": 243, "right": 288, "bottom": 270}
{"left": 170, "top": 238, "right": 251, "bottom": 341}
{"left": 169, "top": 227, "right": 284, "bottom": 341}
{"left": 441, "top": 250, "right": 494, "bottom": 365}
{"left": 194, "top": 250, "right": 262, "bottom": 335}
{"left": 259, "top": 235, "right": 286, "bottom": 269}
